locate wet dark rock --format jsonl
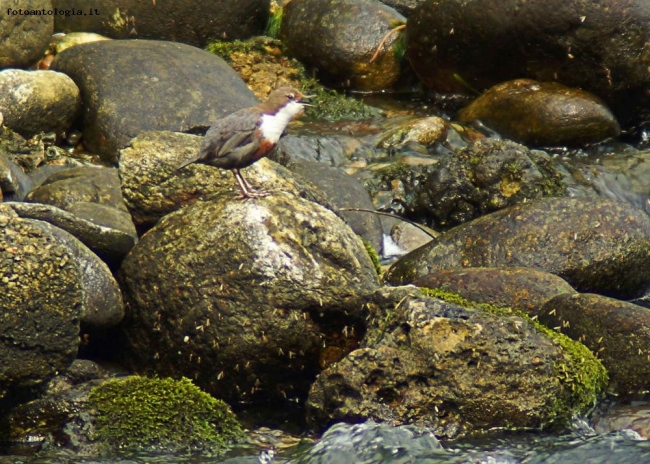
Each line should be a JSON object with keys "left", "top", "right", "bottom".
{"left": 539, "top": 293, "right": 650, "bottom": 399}
{"left": 379, "top": 0, "right": 427, "bottom": 16}
{"left": 364, "top": 138, "right": 566, "bottom": 229}
{"left": 0, "top": 70, "right": 82, "bottom": 138}
{"left": 51, "top": 39, "right": 257, "bottom": 163}
{"left": 376, "top": 116, "right": 449, "bottom": 150}
{"left": 413, "top": 267, "right": 576, "bottom": 319}
{"left": 119, "top": 130, "right": 333, "bottom": 231}
{"left": 406, "top": 0, "right": 650, "bottom": 128}
{"left": 0, "top": 205, "right": 81, "bottom": 400}
{"left": 306, "top": 286, "right": 606, "bottom": 438}
{"left": 119, "top": 193, "right": 380, "bottom": 403}
{"left": 281, "top": 0, "right": 406, "bottom": 90}
{"left": 4, "top": 202, "right": 136, "bottom": 267}
{"left": 389, "top": 221, "right": 436, "bottom": 255}
{"left": 385, "top": 198, "right": 650, "bottom": 300}
{"left": 273, "top": 134, "right": 350, "bottom": 167}
{"left": 26, "top": 166, "right": 127, "bottom": 212}
{"left": 289, "top": 162, "right": 384, "bottom": 253}
{"left": 29, "top": 219, "right": 124, "bottom": 331}
{"left": 458, "top": 79, "right": 620, "bottom": 147}
{"left": 0, "top": 155, "right": 31, "bottom": 201}
{"left": 7, "top": 361, "right": 109, "bottom": 446}
{"left": 23, "top": 166, "right": 136, "bottom": 264}
{"left": 52, "top": 0, "right": 270, "bottom": 47}
{"left": 0, "top": 0, "right": 53, "bottom": 68}
{"left": 593, "top": 403, "right": 650, "bottom": 439}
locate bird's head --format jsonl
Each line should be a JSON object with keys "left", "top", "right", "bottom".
{"left": 261, "top": 86, "right": 313, "bottom": 118}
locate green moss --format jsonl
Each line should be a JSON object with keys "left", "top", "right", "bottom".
{"left": 420, "top": 287, "right": 608, "bottom": 423}
{"left": 362, "top": 238, "right": 382, "bottom": 276}
{"left": 88, "top": 376, "right": 245, "bottom": 452}
{"left": 300, "top": 78, "right": 382, "bottom": 121}
{"left": 391, "top": 28, "right": 407, "bottom": 64}
{"left": 266, "top": 6, "right": 283, "bottom": 38}
{"left": 204, "top": 37, "right": 381, "bottom": 121}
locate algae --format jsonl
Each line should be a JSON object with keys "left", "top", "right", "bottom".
{"left": 205, "top": 37, "right": 381, "bottom": 121}
{"left": 362, "top": 238, "right": 382, "bottom": 276}
{"left": 420, "top": 287, "right": 608, "bottom": 424}
{"left": 88, "top": 376, "right": 244, "bottom": 452}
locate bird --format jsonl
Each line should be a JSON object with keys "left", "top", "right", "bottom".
{"left": 177, "top": 86, "right": 311, "bottom": 198}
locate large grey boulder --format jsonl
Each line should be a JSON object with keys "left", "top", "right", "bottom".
{"left": 119, "top": 193, "right": 380, "bottom": 403}
{"left": 51, "top": 40, "right": 258, "bottom": 163}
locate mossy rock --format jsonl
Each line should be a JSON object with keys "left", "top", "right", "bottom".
{"left": 421, "top": 288, "right": 608, "bottom": 421}
{"left": 205, "top": 37, "right": 381, "bottom": 120}
{"left": 88, "top": 376, "right": 244, "bottom": 452}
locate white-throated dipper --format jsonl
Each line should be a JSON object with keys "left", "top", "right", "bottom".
{"left": 177, "top": 86, "right": 310, "bottom": 198}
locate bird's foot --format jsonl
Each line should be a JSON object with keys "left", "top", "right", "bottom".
{"left": 238, "top": 189, "right": 271, "bottom": 200}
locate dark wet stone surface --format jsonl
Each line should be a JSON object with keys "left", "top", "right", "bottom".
{"left": 0, "top": 0, "right": 53, "bottom": 68}
{"left": 413, "top": 266, "right": 576, "bottom": 318}
{"left": 385, "top": 197, "right": 650, "bottom": 299}
{"left": 0, "top": 205, "right": 81, "bottom": 400}
{"left": 289, "top": 161, "right": 384, "bottom": 253}
{"left": 539, "top": 293, "right": 650, "bottom": 398}
{"left": 281, "top": 0, "right": 406, "bottom": 90}
{"left": 51, "top": 39, "right": 258, "bottom": 163}
{"left": 458, "top": 79, "right": 620, "bottom": 147}
{"left": 407, "top": 0, "right": 650, "bottom": 128}
{"left": 52, "top": 0, "right": 270, "bottom": 47}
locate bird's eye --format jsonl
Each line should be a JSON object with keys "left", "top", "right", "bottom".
{"left": 287, "top": 93, "right": 295, "bottom": 100}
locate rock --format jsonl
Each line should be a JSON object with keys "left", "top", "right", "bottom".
{"left": 0, "top": 205, "right": 81, "bottom": 400}
{"left": 29, "top": 219, "right": 124, "bottom": 331}
{"left": 0, "top": 155, "right": 31, "bottom": 201}
{"left": 274, "top": 134, "right": 351, "bottom": 167}
{"left": 413, "top": 267, "right": 576, "bottom": 318}
{"left": 539, "top": 293, "right": 650, "bottom": 398}
{"left": 306, "top": 287, "right": 607, "bottom": 438}
{"left": 0, "top": 70, "right": 82, "bottom": 138}
{"left": 119, "top": 130, "right": 333, "bottom": 230}
{"left": 384, "top": 198, "right": 650, "bottom": 300}
{"left": 389, "top": 221, "right": 435, "bottom": 254}
{"left": 281, "top": 0, "right": 406, "bottom": 90}
{"left": 1, "top": 0, "right": 53, "bottom": 68}
{"left": 376, "top": 116, "right": 449, "bottom": 149}
{"left": 53, "top": 32, "right": 111, "bottom": 54}
{"left": 364, "top": 138, "right": 566, "bottom": 229}
{"left": 457, "top": 79, "right": 620, "bottom": 147}
{"left": 406, "top": 0, "right": 650, "bottom": 128}
{"left": 7, "top": 360, "right": 110, "bottom": 446}
{"left": 52, "top": 0, "right": 270, "bottom": 46}
{"left": 378, "top": 0, "right": 427, "bottom": 16}
{"left": 119, "top": 193, "right": 380, "bottom": 403}
{"left": 289, "top": 162, "right": 384, "bottom": 253}
{"left": 4, "top": 202, "right": 136, "bottom": 266}
{"left": 23, "top": 167, "right": 136, "bottom": 263}
{"left": 593, "top": 404, "right": 650, "bottom": 439}
{"left": 26, "top": 166, "right": 126, "bottom": 211}
{"left": 50, "top": 39, "right": 258, "bottom": 163}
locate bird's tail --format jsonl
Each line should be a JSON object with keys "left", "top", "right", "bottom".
{"left": 175, "top": 153, "right": 202, "bottom": 172}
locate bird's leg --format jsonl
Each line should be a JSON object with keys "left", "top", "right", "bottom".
{"left": 233, "top": 169, "right": 269, "bottom": 199}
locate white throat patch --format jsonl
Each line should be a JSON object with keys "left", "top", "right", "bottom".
{"left": 259, "top": 100, "right": 304, "bottom": 143}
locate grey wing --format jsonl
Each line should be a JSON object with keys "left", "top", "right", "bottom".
{"left": 177, "top": 111, "right": 260, "bottom": 170}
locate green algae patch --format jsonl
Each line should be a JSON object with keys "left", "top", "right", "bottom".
{"left": 362, "top": 238, "right": 382, "bottom": 276}
{"left": 421, "top": 287, "right": 608, "bottom": 424}
{"left": 89, "top": 376, "right": 245, "bottom": 452}
{"left": 205, "top": 37, "right": 380, "bottom": 121}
